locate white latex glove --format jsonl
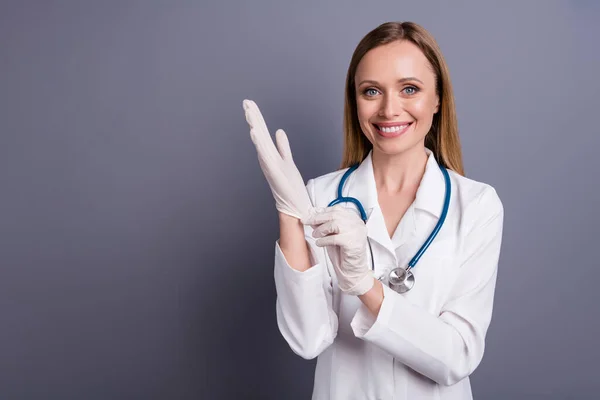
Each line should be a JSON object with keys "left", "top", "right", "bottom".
{"left": 242, "top": 99, "right": 313, "bottom": 220}
{"left": 302, "top": 205, "right": 375, "bottom": 296}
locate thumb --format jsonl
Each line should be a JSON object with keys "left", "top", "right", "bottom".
{"left": 275, "top": 129, "right": 294, "bottom": 161}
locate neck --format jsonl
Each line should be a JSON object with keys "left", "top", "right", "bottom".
{"left": 371, "top": 145, "right": 428, "bottom": 195}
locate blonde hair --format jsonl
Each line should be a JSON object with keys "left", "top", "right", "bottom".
{"left": 341, "top": 21, "right": 464, "bottom": 176}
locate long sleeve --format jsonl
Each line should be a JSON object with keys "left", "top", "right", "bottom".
{"left": 350, "top": 187, "right": 504, "bottom": 386}
{"left": 274, "top": 179, "right": 339, "bottom": 360}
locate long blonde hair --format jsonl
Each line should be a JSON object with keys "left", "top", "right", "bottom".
{"left": 341, "top": 21, "right": 464, "bottom": 176}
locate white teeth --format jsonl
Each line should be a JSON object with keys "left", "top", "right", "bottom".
{"left": 378, "top": 124, "right": 408, "bottom": 133}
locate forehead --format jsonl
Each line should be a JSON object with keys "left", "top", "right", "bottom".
{"left": 355, "top": 40, "right": 435, "bottom": 85}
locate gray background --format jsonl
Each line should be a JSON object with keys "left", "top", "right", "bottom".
{"left": 1, "top": 1, "right": 598, "bottom": 399}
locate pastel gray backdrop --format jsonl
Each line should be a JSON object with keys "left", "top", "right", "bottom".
{"left": 1, "top": 1, "right": 598, "bottom": 399}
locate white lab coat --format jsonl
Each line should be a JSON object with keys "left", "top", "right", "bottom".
{"left": 274, "top": 148, "right": 504, "bottom": 400}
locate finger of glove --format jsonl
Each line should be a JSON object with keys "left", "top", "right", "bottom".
{"left": 245, "top": 102, "right": 279, "bottom": 159}
{"left": 302, "top": 205, "right": 346, "bottom": 226}
{"left": 247, "top": 100, "right": 270, "bottom": 136}
{"left": 315, "top": 234, "right": 342, "bottom": 248}
{"left": 311, "top": 220, "right": 341, "bottom": 239}
{"left": 304, "top": 206, "right": 362, "bottom": 228}
{"left": 301, "top": 207, "right": 325, "bottom": 225}
{"left": 315, "top": 230, "right": 356, "bottom": 248}
{"left": 249, "top": 125, "right": 283, "bottom": 173}
{"left": 242, "top": 99, "right": 254, "bottom": 127}
{"left": 243, "top": 100, "right": 262, "bottom": 131}
{"left": 329, "top": 203, "right": 366, "bottom": 222}
{"left": 275, "top": 129, "right": 294, "bottom": 161}
{"left": 243, "top": 99, "right": 264, "bottom": 123}
{"left": 255, "top": 144, "right": 286, "bottom": 184}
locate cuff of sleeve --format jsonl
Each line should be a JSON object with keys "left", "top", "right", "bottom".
{"left": 275, "top": 239, "right": 324, "bottom": 284}
{"left": 350, "top": 283, "right": 396, "bottom": 340}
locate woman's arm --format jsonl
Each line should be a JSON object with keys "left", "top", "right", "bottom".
{"left": 274, "top": 179, "right": 339, "bottom": 360}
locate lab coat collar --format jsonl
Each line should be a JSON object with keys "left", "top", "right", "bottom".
{"left": 414, "top": 148, "right": 447, "bottom": 219}
{"left": 344, "top": 147, "right": 447, "bottom": 253}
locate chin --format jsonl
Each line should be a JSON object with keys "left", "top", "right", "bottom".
{"left": 370, "top": 135, "right": 425, "bottom": 157}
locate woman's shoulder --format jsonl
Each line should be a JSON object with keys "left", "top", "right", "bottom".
{"left": 448, "top": 169, "right": 504, "bottom": 220}
{"left": 305, "top": 168, "right": 350, "bottom": 207}
{"left": 307, "top": 168, "right": 349, "bottom": 188}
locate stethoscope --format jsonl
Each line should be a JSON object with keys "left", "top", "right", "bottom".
{"left": 328, "top": 162, "right": 451, "bottom": 293}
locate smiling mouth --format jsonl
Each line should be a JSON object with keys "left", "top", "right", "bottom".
{"left": 372, "top": 122, "right": 413, "bottom": 137}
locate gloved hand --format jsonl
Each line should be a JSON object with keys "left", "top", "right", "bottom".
{"left": 242, "top": 99, "right": 313, "bottom": 220}
{"left": 302, "top": 205, "right": 374, "bottom": 296}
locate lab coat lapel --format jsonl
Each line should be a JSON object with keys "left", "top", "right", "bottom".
{"left": 413, "top": 149, "right": 447, "bottom": 239}
{"left": 344, "top": 151, "right": 396, "bottom": 255}
{"left": 386, "top": 152, "right": 445, "bottom": 253}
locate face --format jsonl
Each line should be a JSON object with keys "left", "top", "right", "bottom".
{"left": 354, "top": 40, "right": 440, "bottom": 157}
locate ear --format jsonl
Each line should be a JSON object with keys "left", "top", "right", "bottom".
{"left": 434, "top": 94, "right": 440, "bottom": 114}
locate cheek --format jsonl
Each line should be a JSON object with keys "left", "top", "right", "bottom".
{"left": 356, "top": 101, "right": 376, "bottom": 131}
{"left": 407, "top": 97, "right": 435, "bottom": 120}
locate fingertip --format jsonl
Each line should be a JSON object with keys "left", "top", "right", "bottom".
{"left": 306, "top": 206, "right": 323, "bottom": 218}
{"left": 301, "top": 216, "right": 316, "bottom": 225}
{"left": 244, "top": 99, "right": 257, "bottom": 111}
{"left": 275, "top": 129, "right": 288, "bottom": 141}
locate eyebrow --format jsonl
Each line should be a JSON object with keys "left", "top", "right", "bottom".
{"left": 357, "top": 77, "right": 424, "bottom": 86}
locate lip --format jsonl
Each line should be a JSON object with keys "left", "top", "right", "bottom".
{"left": 374, "top": 121, "right": 413, "bottom": 127}
{"left": 372, "top": 121, "right": 413, "bottom": 138}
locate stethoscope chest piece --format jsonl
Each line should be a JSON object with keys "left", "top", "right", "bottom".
{"left": 388, "top": 267, "right": 415, "bottom": 293}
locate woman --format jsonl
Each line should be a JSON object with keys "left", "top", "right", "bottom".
{"left": 243, "top": 21, "right": 503, "bottom": 400}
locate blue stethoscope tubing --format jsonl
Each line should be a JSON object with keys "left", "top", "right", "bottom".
{"left": 328, "top": 161, "right": 451, "bottom": 292}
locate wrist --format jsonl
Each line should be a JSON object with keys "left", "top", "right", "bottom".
{"left": 358, "top": 278, "right": 384, "bottom": 317}
{"left": 279, "top": 211, "right": 301, "bottom": 224}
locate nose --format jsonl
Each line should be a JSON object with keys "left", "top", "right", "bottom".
{"left": 378, "top": 94, "right": 402, "bottom": 119}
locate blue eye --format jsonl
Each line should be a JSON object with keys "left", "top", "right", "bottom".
{"left": 403, "top": 86, "right": 419, "bottom": 95}
{"left": 363, "top": 88, "right": 379, "bottom": 97}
